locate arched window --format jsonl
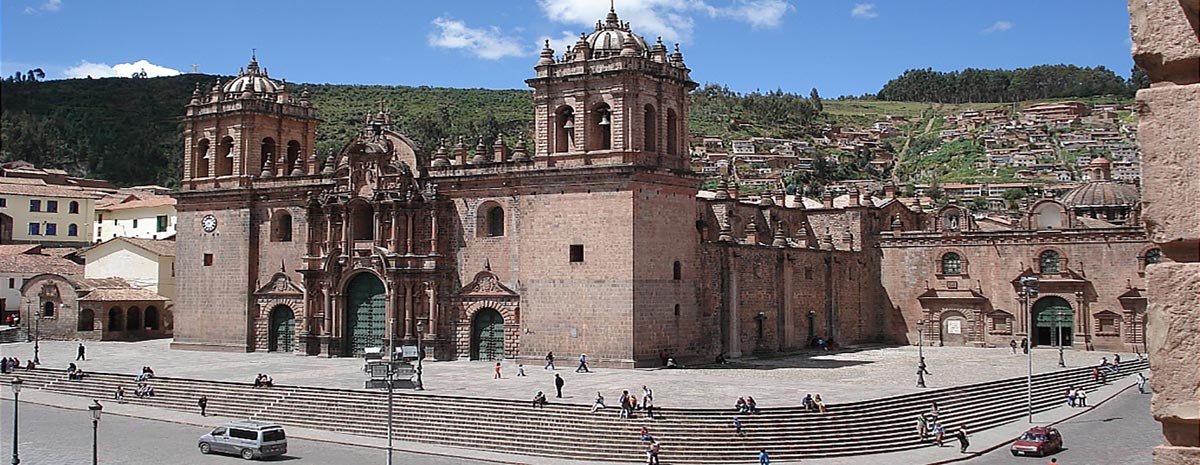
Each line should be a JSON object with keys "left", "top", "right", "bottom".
{"left": 107, "top": 307, "right": 123, "bottom": 331}
{"left": 77, "top": 308, "right": 95, "bottom": 332}
{"left": 351, "top": 203, "right": 374, "bottom": 241}
{"left": 1039, "top": 250, "right": 1061, "bottom": 274}
{"left": 144, "top": 306, "right": 159, "bottom": 330}
{"left": 555, "top": 106, "right": 575, "bottom": 153}
{"left": 286, "top": 140, "right": 302, "bottom": 174}
{"left": 42, "top": 301, "right": 55, "bottom": 317}
{"left": 271, "top": 210, "right": 293, "bottom": 242}
{"left": 68, "top": 224, "right": 78, "bottom": 237}
{"left": 260, "top": 137, "right": 277, "bottom": 174}
{"left": 666, "top": 109, "right": 679, "bottom": 155}
{"left": 216, "top": 136, "right": 235, "bottom": 177}
{"left": 644, "top": 104, "right": 658, "bottom": 152}
{"left": 486, "top": 206, "right": 505, "bottom": 237}
{"left": 126, "top": 307, "right": 141, "bottom": 331}
{"left": 1144, "top": 248, "right": 1162, "bottom": 265}
{"left": 941, "top": 252, "right": 962, "bottom": 275}
{"left": 195, "top": 139, "right": 211, "bottom": 178}
{"left": 590, "top": 103, "right": 611, "bottom": 151}
{"left": 673, "top": 261, "right": 682, "bottom": 280}
{"left": 68, "top": 201, "right": 79, "bottom": 214}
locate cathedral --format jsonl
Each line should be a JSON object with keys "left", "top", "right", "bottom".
{"left": 171, "top": 8, "right": 1152, "bottom": 366}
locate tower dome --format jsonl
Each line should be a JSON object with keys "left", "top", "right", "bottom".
{"left": 222, "top": 55, "right": 283, "bottom": 95}
{"left": 585, "top": 6, "right": 649, "bottom": 58}
{"left": 1059, "top": 181, "right": 1139, "bottom": 209}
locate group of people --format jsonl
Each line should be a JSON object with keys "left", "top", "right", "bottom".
{"left": 67, "top": 362, "right": 87, "bottom": 380}
{"left": 135, "top": 382, "right": 156, "bottom": 398}
{"left": 253, "top": 373, "right": 274, "bottom": 388}
{"left": 1064, "top": 386, "right": 1088, "bottom": 407}
{"left": 542, "top": 351, "right": 592, "bottom": 373}
{"left": 801, "top": 393, "right": 827, "bottom": 413}
{"left": 734, "top": 396, "right": 759, "bottom": 414}
{"left": 915, "top": 403, "right": 970, "bottom": 452}
{"left": 134, "top": 366, "right": 156, "bottom": 382}
{"left": 0, "top": 356, "right": 32, "bottom": 373}
{"left": 638, "top": 426, "right": 662, "bottom": 464}
{"left": 1009, "top": 338, "right": 1030, "bottom": 354}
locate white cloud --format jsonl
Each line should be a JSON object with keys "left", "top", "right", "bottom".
{"left": 983, "top": 20, "right": 1013, "bottom": 33}
{"left": 537, "top": 0, "right": 791, "bottom": 45}
{"left": 63, "top": 59, "right": 182, "bottom": 79}
{"left": 23, "top": 0, "right": 62, "bottom": 14}
{"left": 850, "top": 3, "right": 877, "bottom": 19}
{"left": 428, "top": 17, "right": 527, "bottom": 60}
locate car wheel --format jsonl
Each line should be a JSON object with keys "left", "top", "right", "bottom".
{"left": 241, "top": 448, "right": 255, "bottom": 460}
{"left": 199, "top": 443, "right": 211, "bottom": 455}
{"left": 1010, "top": 450, "right": 1019, "bottom": 457}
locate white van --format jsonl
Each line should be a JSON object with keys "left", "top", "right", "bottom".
{"left": 198, "top": 420, "right": 287, "bottom": 460}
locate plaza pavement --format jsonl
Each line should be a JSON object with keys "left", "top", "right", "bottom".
{"left": 0, "top": 338, "right": 1134, "bottom": 407}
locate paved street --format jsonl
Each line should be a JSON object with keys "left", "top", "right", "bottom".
{"left": 966, "top": 387, "right": 1158, "bottom": 465}
{"left": 0, "top": 400, "right": 499, "bottom": 465}
{"left": 0, "top": 339, "right": 1134, "bottom": 407}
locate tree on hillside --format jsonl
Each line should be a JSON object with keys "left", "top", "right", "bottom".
{"left": 810, "top": 87, "right": 824, "bottom": 114}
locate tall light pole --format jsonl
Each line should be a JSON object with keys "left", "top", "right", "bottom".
{"left": 1056, "top": 310, "right": 1066, "bottom": 368}
{"left": 89, "top": 400, "right": 103, "bottom": 465}
{"left": 916, "top": 320, "right": 927, "bottom": 388}
{"left": 1020, "top": 276, "right": 1039, "bottom": 423}
{"left": 10, "top": 377, "right": 22, "bottom": 465}
{"left": 386, "top": 317, "right": 395, "bottom": 465}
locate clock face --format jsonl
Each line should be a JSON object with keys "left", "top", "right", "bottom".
{"left": 201, "top": 214, "right": 218, "bottom": 233}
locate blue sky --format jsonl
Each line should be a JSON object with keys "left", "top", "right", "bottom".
{"left": 1, "top": 0, "right": 1135, "bottom": 97}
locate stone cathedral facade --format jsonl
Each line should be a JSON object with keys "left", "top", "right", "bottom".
{"left": 172, "top": 8, "right": 1153, "bottom": 366}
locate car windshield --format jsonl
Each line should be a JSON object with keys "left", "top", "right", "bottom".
{"left": 1019, "top": 433, "right": 1047, "bottom": 442}
{"left": 262, "top": 429, "right": 286, "bottom": 442}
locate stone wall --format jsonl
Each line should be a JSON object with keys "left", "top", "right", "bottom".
{"left": 1128, "top": 0, "right": 1200, "bottom": 462}
{"left": 172, "top": 199, "right": 254, "bottom": 351}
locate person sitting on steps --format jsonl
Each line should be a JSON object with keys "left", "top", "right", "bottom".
{"left": 532, "top": 391, "right": 547, "bottom": 409}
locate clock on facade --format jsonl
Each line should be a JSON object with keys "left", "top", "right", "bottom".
{"left": 201, "top": 214, "right": 218, "bottom": 233}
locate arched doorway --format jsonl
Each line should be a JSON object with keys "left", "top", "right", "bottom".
{"left": 107, "top": 307, "right": 123, "bottom": 332}
{"left": 77, "top": 309, "right": 95, "bottom": 332}
{"left": 1032, "top": 296, "right": 1073, "bottom": 347}
{"left": 939, "top": 311, "right": 969, "bottom": 346}
{"left": 269, "top": 305, "right": 296, "bottom": 353}
{"left": 144, "top": 306, "right": 159, "bottom": 330}
{"left": 345, "top": 273, "right": 386, "bottom": 356}
{"left": 126, "top": 307, "right": 141, "bottom": 331}
{"left": 470, "top": 308, "right": 504, "bottom": 361}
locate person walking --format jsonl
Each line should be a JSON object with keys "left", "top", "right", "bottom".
{"left": 956, "top": 426, "right": 970, "bottom": 453}
{"left": 494, "top": 362, "right": 502, "bottom": 379}
{"left": 1136, "top": 372, "right": 1148, "bottom": 394}
{"left": 516, "top": 364, "right": 527, "bottom": 377}
{"left": 1009, "top": 339, "right": 1018, "bottom": 354}
{"left": 198, "top": 395, "right": 209, "bottom": 417}
{"left": 758, "top": 448, "right": 770, "bottom": 465}
{"left": 76, "top": 342, "right": 86, "bottom": 361}
{"left": 1077, "top": 388, "right": 1087, "bottom": 407}
{"left": 554, "top": 373, "right": 564, "bottom": 398}
{"left": 733, "top": 416, "right": 745, "bottom": 437}
{"left": 576, "top": 353, "right": 590, "bottom": 373}
{"left": 545, "top": 351, "right": 556, "bottom": 370}
{"left": 1021, "top": 337, "right": 1029, "bottom": 354}
{"left": 917, "top": 414, "right": 929, "bottom": 440}
{"left": 642, "top": 385, "right": 655, "bottom": 419}
{"left": 646, "top": 441, "right": 661, "bottom": 465}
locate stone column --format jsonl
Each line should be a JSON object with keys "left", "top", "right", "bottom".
{"left": 1128, "top": 1, "right": 1200, "bottom": 463}
{"left": 392, "top": 208, "right": 402, "bottom": 253}
{"left": 427, "top": 282, "right": 438, "bottom": 338}
{"left": 405, "top": 212, "right": 415, "bottom": 255}
{"left": 404, "top": 282, "right": 415, "bottom": 339}
{"left": 429, "top": 209, "right": 439, "bottom": 255}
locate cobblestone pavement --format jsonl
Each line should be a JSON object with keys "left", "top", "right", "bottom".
{"left": 0, "top": 339, "right": 1137, "bottom": 407}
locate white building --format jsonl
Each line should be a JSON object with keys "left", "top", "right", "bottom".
{"left": 79, "top": 237, "right": 175, "bottom": 302}
{"left": 0, "top": 244, "right": 82, "bottom": 321}
{"left": 94, "top": 190, "right": 177, "bottom": 242}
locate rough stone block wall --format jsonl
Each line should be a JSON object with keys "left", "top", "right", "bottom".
{"left": 172, "top": 205, "right": 253, "bottom": 351}
{"left": 1128, "top": 0, "right": 1200, "bottom": 461}
{"left": 632, "top": 183, "right": 703, "bottom": 365}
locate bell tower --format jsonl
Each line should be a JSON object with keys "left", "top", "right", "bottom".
{"left": 181, "top": 55, "right": 319, "bottom": 191}
{"left": 526, "top": 6, "right": 697, "bottom": 171}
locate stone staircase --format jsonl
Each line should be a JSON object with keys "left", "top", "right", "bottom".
{"left": 0, "top": 327, "right": 25, "bottom": 344}
{"left": 0, "top": 360, "right": 1146, "bottom": 463}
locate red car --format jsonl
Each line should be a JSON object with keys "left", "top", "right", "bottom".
{"left": 1010, "top": 426, "right": 1064, "bottom": 457}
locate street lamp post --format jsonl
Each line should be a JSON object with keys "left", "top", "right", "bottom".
{"left": 916, "top": 320, "right": 927, "bottom": 388}
{"left": 1020, "top": 276, "right": 1039, "bottom": 423}
{"left": 414, "top": 320, "right": 425, "bottom": 391}
{"left": 386, "top": 318, "right": 395, "bottom": 465}
{"left": 1056, "top": 310, "right": 1066, "bottom": 368}
{"left": 89, "top": 400, "right": 103, "bottom": 465}
{"left": 10, "top": 377, "right": 22, "bottom": 465}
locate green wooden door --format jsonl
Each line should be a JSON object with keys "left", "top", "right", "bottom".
{"left": 1033, "top": 296, "right": 1073, "bottom": 347}
{"left": 471, "top": 308, "right": 504, "bottom": 361}
{"left": 269, "top": 306, "right": 295, "bottom": 352}
{"left": 346, "top": 273, "right": 386, "bottom": 356}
